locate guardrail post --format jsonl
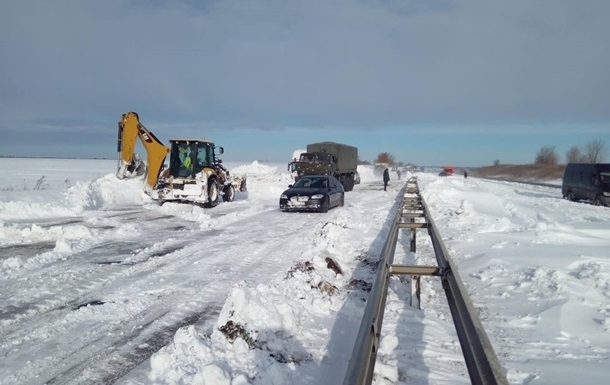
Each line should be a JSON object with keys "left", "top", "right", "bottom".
{"left": 410, "top": 275, "right": 421, "bottom": 308}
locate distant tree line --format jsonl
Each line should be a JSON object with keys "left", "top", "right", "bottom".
{"left": 362, "top": 139, "right": 606, "bottom": 168}
{"left": 534, "top": 139, "right": 606, "bottom": 165}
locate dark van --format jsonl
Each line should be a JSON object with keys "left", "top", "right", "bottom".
{"left": 562, "top": 163, "right": 610, "bottom": 206}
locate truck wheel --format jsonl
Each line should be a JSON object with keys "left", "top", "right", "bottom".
{"left": 207, "top": 179, "right": 219, "bottom": 207}
{"left": 223, "top": 184, "right": 235, "bottom": 202}
{"left": 593, "top": 195, "right": 603, "bottom": 206}
{"left": 346, "top": 178, "right": 354, "bottom": 192}
{"left": 567, "top": 191, "right": 575, "bottom": 201}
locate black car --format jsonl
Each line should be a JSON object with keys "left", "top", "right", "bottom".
{"left": 280, "top": 175, "right": 345, "bottom": 212}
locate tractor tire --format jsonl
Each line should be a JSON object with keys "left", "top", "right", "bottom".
{"left": 207, "top": 179, "right": 220, "bottom": 207}
{"left": 223, "top": 184, "right": 235, "bottom": 202}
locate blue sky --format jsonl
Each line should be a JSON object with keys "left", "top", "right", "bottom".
{"left": 0, "top": 0, "right": 609, "bottom": 167}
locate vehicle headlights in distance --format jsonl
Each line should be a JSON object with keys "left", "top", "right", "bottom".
{"left": 311, "top": 194, "right": 324, "bottom": 199}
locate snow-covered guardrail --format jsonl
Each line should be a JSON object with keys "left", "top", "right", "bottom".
{"left": 343, "top": 177, "right": 509, "bottom": 385}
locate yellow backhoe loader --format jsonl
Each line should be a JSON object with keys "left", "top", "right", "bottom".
{"left": 116, "top": 111, "right": 246, "bottom": 207}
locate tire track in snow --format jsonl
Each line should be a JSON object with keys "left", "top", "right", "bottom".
{"left": 1, "top": 197, "right": 346, "bottom": 385}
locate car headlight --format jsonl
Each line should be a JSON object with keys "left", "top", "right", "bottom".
{"left": 311, "top": 194, "right": 324, "bottom": 199}
{"left": 280, "top": 194, "right": 288, "bottom": 199}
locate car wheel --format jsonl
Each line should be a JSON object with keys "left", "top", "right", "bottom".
{"left": 567, "top": 191, "right": 575, "bottom": 201}
{"left": 207, "top": 179, "right": 219, "bottom": 207}
{"left": 223, "top": 184, "right": 235, "bottom": 202}
{"left": 320, "top": 197, "right": 329, "bottom": 213}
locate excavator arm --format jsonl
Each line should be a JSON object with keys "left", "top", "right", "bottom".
{"left": 116, "top": 112, "right": 170, "bottom": 192}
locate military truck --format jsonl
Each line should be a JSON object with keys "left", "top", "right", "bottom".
{"left": 288, "top": 141, "right": 359, "bottom": 191}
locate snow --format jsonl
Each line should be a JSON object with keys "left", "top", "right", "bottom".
{"left": 1, "top": 158, "right": 609, "bottom": 385}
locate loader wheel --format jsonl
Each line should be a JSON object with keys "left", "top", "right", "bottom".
{"left": 207, "top": 179, "right": 219, "bottom": 207}
{"left": 223, "top": 184, "right": 235, "bottom": 202}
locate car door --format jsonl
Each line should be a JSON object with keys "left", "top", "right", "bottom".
{"left": 332, "top": 177, "right": 343, "bottom": 207}
{"left": 324, "top": 177, "right": 334, "bottom": 207}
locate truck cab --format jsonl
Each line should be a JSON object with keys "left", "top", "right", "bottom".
{"left": 289, "top": 153, "right": 334, "bottom": 176}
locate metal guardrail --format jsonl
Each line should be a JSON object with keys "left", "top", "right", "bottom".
{"left": 343, "top": 177, "right": 509, "bottom": 385}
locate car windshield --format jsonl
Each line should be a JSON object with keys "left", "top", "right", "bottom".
{"left": 293, "top": 177, "right": 327, "bottom": 188}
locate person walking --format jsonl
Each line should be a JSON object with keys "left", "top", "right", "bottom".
{"left": 383, "top": 168, "right": 390, "bottom": 191}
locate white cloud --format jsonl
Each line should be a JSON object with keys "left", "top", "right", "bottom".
{"left": 0, "top": 0, "right": 608, "bottom": 158}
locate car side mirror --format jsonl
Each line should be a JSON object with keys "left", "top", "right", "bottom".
{"left": 288, "top": 184, "right": 293, "bottom": 188}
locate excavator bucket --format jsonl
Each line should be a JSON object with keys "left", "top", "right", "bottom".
{"left": 117, "top": 112, "right": 144, "bottom": 179}
{"left": 116, "top": 112, "right": 169, "bottom": 191}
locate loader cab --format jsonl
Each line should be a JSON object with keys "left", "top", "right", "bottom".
{"left": 169, "top": 140, "right": 218, "bottom": 178}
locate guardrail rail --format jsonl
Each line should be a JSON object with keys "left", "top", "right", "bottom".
{"left": 343, "top": 177, "right": 509, "bottom": 385}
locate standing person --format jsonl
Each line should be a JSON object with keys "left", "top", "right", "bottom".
{"left": 464, "top": 170, "right": 468, "bottom": 179}
{"left": 397, "top": 169, "right": 402, "bottom": 180}
{"left": 383, "top": 168, "right": 390, "bottom": 191}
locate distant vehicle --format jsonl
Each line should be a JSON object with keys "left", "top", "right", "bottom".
{"left": 374, "top": 163, "right": 389, "bottom": 176}
{"left": 442, "top": 166, "right": 455, "bottom": 176}
{"left": 562, "top": 163, "right": 610, "bottom": 206}
{"left": 279, "top": 175, "right": 345, "bottom": 213}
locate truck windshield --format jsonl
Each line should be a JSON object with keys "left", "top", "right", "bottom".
{"left": 300, "top": 153, "right": 332, "bottom": 163}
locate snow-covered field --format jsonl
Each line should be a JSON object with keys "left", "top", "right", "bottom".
{"left": 1, "top": 158, "right": 609, "bottom": 385}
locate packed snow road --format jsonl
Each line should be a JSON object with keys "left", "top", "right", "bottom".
{"left": 2, "top": 158, "right": 610, "bottom": 385}
{"left": 0, "top": 160, "right": 401, "bottom": 385}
